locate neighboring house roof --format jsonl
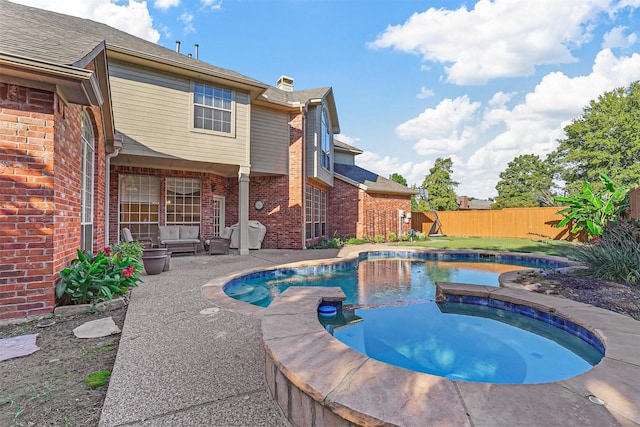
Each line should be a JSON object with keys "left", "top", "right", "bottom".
{"left": 334, "top": 140, "right": 363, "bottom": 155}
{"left": 0, "top": 0, "right": 267, "bottom": 90}
{"left": 334, "top": 164, "right": 417, "bottom": 195}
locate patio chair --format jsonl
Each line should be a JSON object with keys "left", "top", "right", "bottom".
{"left": 121, "top": 227, "right": 153, "bottom": 247}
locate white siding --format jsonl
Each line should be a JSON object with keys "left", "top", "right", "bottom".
{"left": 109, "top": 61, "right": 250, "bottom": 168}
{"left": 334, "top": 151, "right": 355, "bottom": 165}
{"left": 250, "top": 106, "right": 289, "bottom": 174}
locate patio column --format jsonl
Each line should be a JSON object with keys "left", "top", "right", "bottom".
{"left": 238, "top": 168, "right": 250, "bottom": 256}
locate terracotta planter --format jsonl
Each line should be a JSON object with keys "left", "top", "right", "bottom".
{"left": 142, "top": 252, "right": 167, "bottom": 275}
{"left": 142, "top": 247, "right": 167, "bottom": 257}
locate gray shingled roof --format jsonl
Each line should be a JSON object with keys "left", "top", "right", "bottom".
{"left": 0, "top": 0, "right": 266, "bottom": 88}
{"left": 334, "top": 164, "right": 417, "bottom": 195}
{"left": 334, "top": 139, "right": 363, "bottom": 155}
{"left": 259, "top": 86, "right": 332, "bottom": 106}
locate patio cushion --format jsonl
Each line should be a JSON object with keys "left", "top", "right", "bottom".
{"left": 159, "top": 226, "right": 179, "bottom": 241}
{"left": 180, "top": 225, "right": 199, "bottom": 240}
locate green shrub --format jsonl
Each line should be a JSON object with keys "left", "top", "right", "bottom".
{"left": 414, "top": 231, "right": 428, "bottom": 241}
{"left": 373, "top": 235, "right": 385, "bottom": 243}
{"left": 56, "top": 248, "right": 142, "bottom": 305}
{"left": 112, "top": 241, "right": 143, "bottom": 260}
{"left": 308, "top": 238, "right": 344, "bottom": 249}
{"left": 554, "top": 173, "right": 629, "bottom": 239}
{"left": 571, "top": 218, "right": 640, "bottom": 283}
{"left": 387, "top": 232, "right": 398, "bottom": 242}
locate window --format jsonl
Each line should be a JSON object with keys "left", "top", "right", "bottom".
{"left": 166, "top": 178, "right": 201, "bottom": 226}
{"left": 320, "top": 108, "right": 331, "bottom": 170}
{"left": 305, "top": 185, "right": 313, "bottom": 239}
{"left": 119, "top": 175, "right": 160, "bottom": 242}
{"left": 80, "top": 111, "right": 94, "bottom": 252}
{"left": 305, "top": 185, "right": 327, "bottom": 240}
{"left": 193, "top": 83, "right": 232, "bottom": 133}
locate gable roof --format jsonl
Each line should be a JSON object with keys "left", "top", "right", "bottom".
{"left": 334, "top": 163, "right": 417, "bottom": 195}
{"left": 0, "top": 0, "right": 267, "bottom": 90}
{"left": 334, "top": 140, "right": 363, "bottom": 155}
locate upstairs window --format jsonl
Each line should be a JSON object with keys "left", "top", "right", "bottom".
{"left": 193, "top": 83, "right": 232, "bottom": 133}
{"left": 320, "top": 108, "right": 331, "bottom": 170}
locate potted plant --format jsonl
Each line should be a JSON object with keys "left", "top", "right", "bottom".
{"left": 141, "top": 247, "right": 167, "bottom": 275}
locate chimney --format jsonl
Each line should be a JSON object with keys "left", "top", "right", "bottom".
{"left": 277, "top": 75, "right": 294, "bottom": 92}
{"left": 175, "top": 40, "right": 181, "bottom": 53}
{"left": 195, "top": 44, "right": 199, "bottom": 60}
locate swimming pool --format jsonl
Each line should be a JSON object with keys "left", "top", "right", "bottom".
{"left": 323, "top": 302, "right": 604, "bottom": 384}
{"left": 224, "top": 251, "right": 568, "bottom": 307}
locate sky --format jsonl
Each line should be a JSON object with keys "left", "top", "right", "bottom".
{"left": 10, "top": 0, "right": 640, "bottom": 199}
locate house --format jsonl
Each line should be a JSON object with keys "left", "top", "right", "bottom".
{"left": 457, "top": 196, "right": 492, "bottom": 210}
{"left": 0, "top": 0, "right": 414, "bottom": 320}
{"left": 332, "top": 140, "right": 415, "bottom": 239}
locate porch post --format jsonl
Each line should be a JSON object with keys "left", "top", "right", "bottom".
{"left": 238, "top": 168, "right": 250, "bottom": 256}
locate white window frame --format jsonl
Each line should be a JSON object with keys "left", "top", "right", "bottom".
{"left": 118, "top": 175, "right": 160, "bottom": 243}
{"left": 80, "top": 111, "right": 94, "bottom": 252}
{"left": 212, "top": 195, "right": 225, "bottom": 237}
{"left": 166, "top": 177, "right": 202, "bottom": 226}
{"left": 192, "top": 82, "right": 235, "bottom": 136}
{"left": 320, "top": 108, "right": 331, "bottom": 170}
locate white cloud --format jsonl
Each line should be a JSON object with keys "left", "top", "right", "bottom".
{"left": 200, "top": 0, "right": 223, "bottom": 11}
{"left": 602, "top": 26, "right": 638, "bottom": 48}
{"left": 416, "top": 86, "right": 435, "bottom": 99}
{"left": 355, "top": 152, "right": 432, "bottom": 187}
{"left": 369, "top": 0, "right": 612, "bottom": 84}
{"left": 179, "top": 12, "right": 195, "bottom": 34}
{"left": 335, "top": 134, "right": 361, "bottom": 145}
{"left": 460, "top": 48, "right": 640, "bottom": 197}
{"left": 154, "top": 0, "right": 180, "bottom": 10}
{"left": 11, "top": 0, "right": 161, "bottom": 42}
{"left": 395, "top": 96, "right": 481, "bottom": 155}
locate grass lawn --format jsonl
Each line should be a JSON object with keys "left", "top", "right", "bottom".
{"left": 391, "top": 236, "right": 577, "bottom": 258}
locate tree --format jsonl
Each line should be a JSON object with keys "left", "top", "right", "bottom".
{"left": 389, "top": 173, "right": 407, "bottom": 187}
{"left": 421, "top": 157, "right": 459, "bottom": 211}
{"left": 492, "top": 154, "right": 553, "bottom": 209}
{"left": 550, "top": 81, "right": 640, "bottom": 193}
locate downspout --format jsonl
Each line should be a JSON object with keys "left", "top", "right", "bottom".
{"left": 301, "top": 103, "right": 308, "bottom": 249}
{"left": 105, "top": 135, "right": 123, "bottom": 245}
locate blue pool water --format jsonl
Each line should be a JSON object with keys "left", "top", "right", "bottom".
{"left": 224, "top": 251, "right": 566, "bottom": 307}
{"left": 322, "top": 302, "right": 604, "bottom": 384}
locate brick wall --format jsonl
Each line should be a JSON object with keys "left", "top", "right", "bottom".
{"left": 0, "top": 76, "right": 107, "bottom": 320}
{"left": 360, "top": 192, "right": 412, "bottom": 240}
{"left": 0, "top": 83, "right": 56, "bottom": 320}
{"left": 327, "top": 178, "right": 360, "bottom": 240}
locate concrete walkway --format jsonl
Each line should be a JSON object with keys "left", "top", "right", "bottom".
{"left": 100, "top": 249, "right": 339, "bottom": 426}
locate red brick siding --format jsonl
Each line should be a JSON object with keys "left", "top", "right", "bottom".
{"left": 327, "top": 178, "right": 360, "bottom": 240}
{"left": 360, "top": 192, "right": 412, "bottom": 240}
{"left": 0, "top": 74, "right": 107, "bottom": 320}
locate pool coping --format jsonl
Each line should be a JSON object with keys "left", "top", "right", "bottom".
{"left": 202, "top": 248, "right": 640, "bottom": 426}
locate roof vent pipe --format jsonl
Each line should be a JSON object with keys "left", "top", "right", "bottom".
{"left": 195, "top": 44, "right": 199, "bottom": 60}
{"left": 175, "top": 40, "right": 181, "bottom": 53}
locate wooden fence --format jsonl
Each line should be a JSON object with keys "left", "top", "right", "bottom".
{"left": 411, "top": 207, "right": 573, "bottom": 240}
{"left": 628, "top": 187, "right": 640, "bottom": 220}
